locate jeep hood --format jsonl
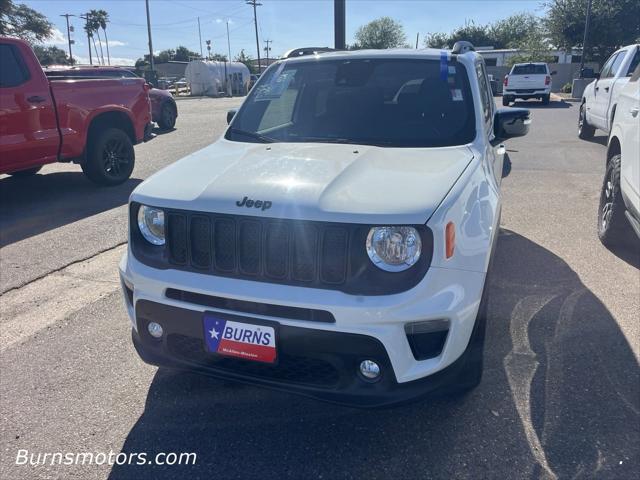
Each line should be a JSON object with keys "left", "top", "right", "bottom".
{"left": 132, "top": 139, "right": 474, "bottom": 225}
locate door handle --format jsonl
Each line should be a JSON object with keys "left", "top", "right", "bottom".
{"left": 594, "top": 86, "right": 599, "bottom": 91}
{"left": 27, "top": 95, "right": 46, "bottom": 103}
{"left": 630, "top": 107, "right": 639, "bottom": 117}
{"left": 604, "top": 86, "right": 610, "bottom": 92}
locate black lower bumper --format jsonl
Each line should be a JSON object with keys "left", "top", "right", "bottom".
{"left": 133, "top": 300, "right": 469, "bottom": 407}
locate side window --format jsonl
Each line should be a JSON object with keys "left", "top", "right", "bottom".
{"left": 600, "top": 53, "right": 619, "bottom": 78}
{"left": 0, "top": 44, "right": 29, "bottom": 87}
{"left": 475, "top": 62, "right": 493, "bottom": 129}
{"left": 626, "top": 48, "right": 640, "bottom": 77}
{"left": 608, "top": 51, "right": 627, "bottom": 78}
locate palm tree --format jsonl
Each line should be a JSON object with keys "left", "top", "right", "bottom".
{"left": 86, "top": 10, "right": 109, "bottom": 65}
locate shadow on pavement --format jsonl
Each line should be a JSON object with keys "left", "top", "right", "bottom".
{"left": 0, "top": 172, "right": 141, "bottom": 247}
{"left": 511, "top": 100, "right": 572, "bottom": 109}
{"left": 583, "top": 134, "right": 608, "bottom": 147}
{"left": 110, "top": 230, "right": 639, "bottom": 480}
{"left": 502, "top": 153, "right": 512, "bottom": 179}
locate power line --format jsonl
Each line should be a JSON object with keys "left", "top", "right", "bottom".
{"left": 246, "top": 0, "right": 262, "bottom": 74}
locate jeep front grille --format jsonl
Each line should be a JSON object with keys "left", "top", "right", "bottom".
{"left": 130, "top": 203, "right": 433, "bottom": 295}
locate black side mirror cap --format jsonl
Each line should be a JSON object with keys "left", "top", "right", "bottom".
{"left": 494, "top": 107, "right": 530, "bottom": 141}
{"left": 227, "top": 109, "right": 237, "bottom": 125}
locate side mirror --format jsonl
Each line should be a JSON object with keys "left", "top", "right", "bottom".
{"left": 227, "top": 108, "right": 237, "bottom": 125}
{"left": 494, "top": 108, "right": 530, "bottom": 141}
{"left": 550, "top": 70, "right": 557, "bottom": 76}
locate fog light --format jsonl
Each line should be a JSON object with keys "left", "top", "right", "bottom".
{"left": 147, "top": 322, "right": 163, "bottom": 339}
{"left": 359, "top": 360, "right": 381, "bottom": 380}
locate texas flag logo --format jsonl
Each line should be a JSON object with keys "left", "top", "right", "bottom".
{"left": 203, "top": 315, "right": 277, "bottom": 364}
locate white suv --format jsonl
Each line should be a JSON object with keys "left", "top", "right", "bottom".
{"left": 597, "top": 64, "right": 640, "bottom": 245}
{"left": 119, "top": 42, "right": 530, "bottom": 406}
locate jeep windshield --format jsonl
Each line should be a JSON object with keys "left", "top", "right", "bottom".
{"left": 226, "top": 57, "right": 476, "bottom": 148}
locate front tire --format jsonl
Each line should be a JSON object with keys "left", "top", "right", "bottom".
{"left": 8, "top": 166, "right": 42, "bottom": 177}
{"left": 598, "top": 154, "right": 631, "bottom": 246}
{"left": 82, "top": 128, "right": 135, "bottom": 186}
{"left": 158, "top": 102, "right": 177, "bottom": 130}
{"left": 541, "top": 94, "right": 550, "bottom": 105}
{"left": 578, "top": 102, "right": 595, "bottom": 139}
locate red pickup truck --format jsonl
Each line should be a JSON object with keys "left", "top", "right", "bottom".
{"left": 0, "top": 37, "right": 152, "bottom": 185}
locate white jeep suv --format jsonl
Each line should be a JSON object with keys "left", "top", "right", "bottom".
{"left": 119, "top": 42, "right": 530, "bottom": 406}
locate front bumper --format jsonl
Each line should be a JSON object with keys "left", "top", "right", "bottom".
{"left": 120, "top": 249, "right": 486, "bottom": 406}
{"left": 132, "top": 300, "right": 474, "bottom": 407}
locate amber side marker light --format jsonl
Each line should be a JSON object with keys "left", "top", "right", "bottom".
{"left": 445, "top": 222, "right": 455, "bottom": 259}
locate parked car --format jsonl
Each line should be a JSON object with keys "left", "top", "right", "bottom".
{"left": 0, "top": 37, "right": 152, "bottom": 184}
{"left": 120, "top": 41, "right": 530, "bottom": 406}
{"left": 502, "top": 62, "right": 555, "bottom": 106}
{"left": 579, "top": 44, "right": 640, "bottom": 139}
{"left": 45, "top": 65, "right": 178, "bottom": 130}
{"left": 597, "top": 63, "right": 640, "bottom": 245}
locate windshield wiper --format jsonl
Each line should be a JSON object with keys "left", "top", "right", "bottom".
{"left": 228, "top": 128, "right": 276, "bottom": 143}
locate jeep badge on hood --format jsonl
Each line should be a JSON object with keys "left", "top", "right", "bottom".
{"left": 236, "top": 196, "right": 272, "bottom": 211}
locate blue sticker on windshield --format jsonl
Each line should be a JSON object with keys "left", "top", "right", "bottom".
{"left": 440, "top": 51, "right": 448, "bottom": 81}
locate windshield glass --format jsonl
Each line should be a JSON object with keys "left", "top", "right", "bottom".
{"left": 227, "top": 57, "right": 476, "bottom": 148}
{"left": 511, "top": 64, "right": 547, "bottom": 75}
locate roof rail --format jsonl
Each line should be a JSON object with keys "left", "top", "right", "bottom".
{"left": 452, "top": 41, "right": 475, "bottom": 54}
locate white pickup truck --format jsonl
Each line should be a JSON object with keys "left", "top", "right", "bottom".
{"left": 597, "top": 63, "right": 640, "bottom": 245}
{"left": 502, "top": 62, "right": 554, "bottom": 106}
{"left": 579, "top": 44, "right": 640, "bottom": 139}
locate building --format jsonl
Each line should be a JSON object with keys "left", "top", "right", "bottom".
{"left": 476, "top": 47, "right": 583, "bottom": 67}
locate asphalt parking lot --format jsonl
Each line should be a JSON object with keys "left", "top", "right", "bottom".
{"left": 1, "top": 96, "right": 638, "bottom": 479}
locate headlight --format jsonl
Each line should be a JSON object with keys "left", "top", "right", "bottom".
{"left": 366, "top": 226, "right": 421, "bottom": 272}
{"left": 137, "top": 205, "right": 165, "bottom": 245}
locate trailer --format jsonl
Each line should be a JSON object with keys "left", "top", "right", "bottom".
{"left": 185, "top": 60, "right": 251, "bottom": 96}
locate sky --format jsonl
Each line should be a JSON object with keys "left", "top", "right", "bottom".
{"left": 25, "top": 0, "right": 547, "bottom": 65}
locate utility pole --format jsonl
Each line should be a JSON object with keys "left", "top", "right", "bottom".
{"left": 334, "top": 0, "right": 345, "bottom": 50}
{"left": 80, "top": 12, "right": 92, "bottom": 64}
{"left": 226, "top": 20, "right": 232, "bottom": 63}
{"left": 206, "top": 39, "right": 211, "bottom": 60}
{"left": 579, "top": 0, "right": 592, "bottom": 78}
{"left": 415, "top": 32, "right": 419, "bottom": 49}
{"left": 198, "top": 17, "right": 203, "bottom": 58}
{"left": 263, "top": 39, "right": 272, "bottom": 66}
{"left": 145, "top": 0, "right": 154, "bottom": 73}
{"left": 246, "top": 0, "right": 262, "bottom": 74}
{"left": 60, "top": 14, "right": 75, "bottom": 62}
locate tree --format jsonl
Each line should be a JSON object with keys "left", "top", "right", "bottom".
{"left": 505, "top": 28, "right": 555, "bottom": 66}
{"left": 353, "top": 17, "right": 406, "bottom": 49}
{"left": 424, "top": 32, "right": 449, "bottom": 48}
{"left": 489, "top": 13, "right": 541, "bottom": 49}
{"left": 544, "top": 0, "right": 640, "bottom": 62}
{"left": 210, "top": 53, "right": 228, "bottom": 62}
{"left": 235, "top": 49, "right": 256, "bottom": 73}
{"left": 0, "top": 0, "right": 52, "bottom": 43}
{"left": 135, "top": 46, "right": 200, "bottom": 68}
{"left": 33, "top": 45, "right": 74, "bottom": 66}
{"left": 173, "top": 45, "right": 199, "bottom": 62}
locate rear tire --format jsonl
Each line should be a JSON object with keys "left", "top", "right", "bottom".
{"left": 598, "top": 154, "right": 632, "bottom": 246}
{"left": 502, "top": 96, "right": 511, "bottom": 107}
{"left": 158, "top": 102, "right": 177, "bottom": 130}
{"left": 541, "top": 94, "right": 550, "bottom": 105}
{"left": 81, "top": 128, "right": 135, "bottom": 186}
{"left": 8, "top": 166, "right": 42, "bottom": 177}
{"left": 578, "top": 102, "right": 595, "bottom": 139}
